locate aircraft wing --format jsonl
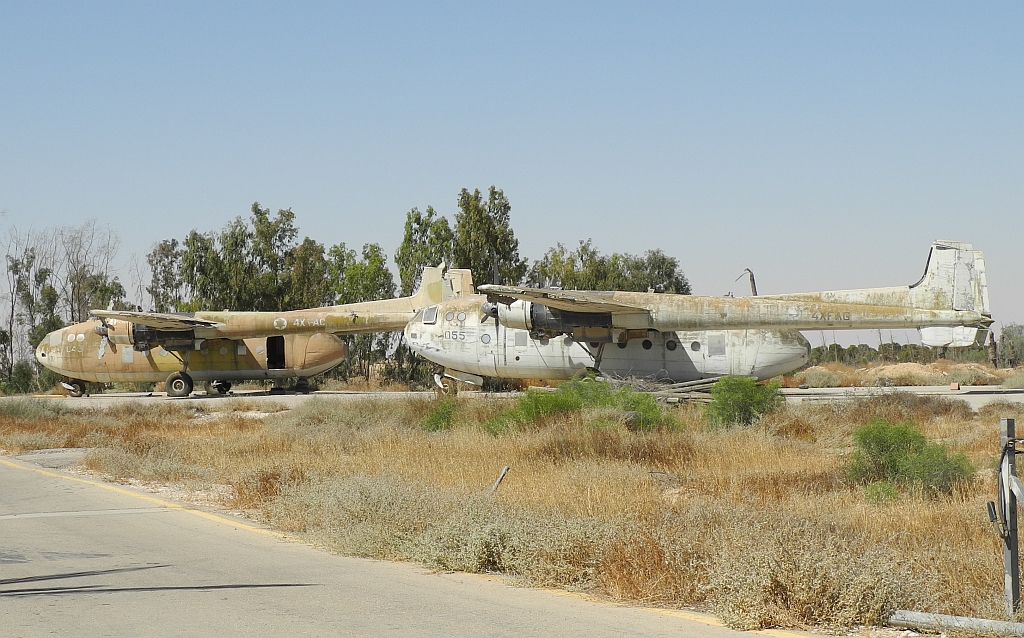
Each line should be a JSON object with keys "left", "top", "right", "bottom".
{"left": 477, "top": 284, "right": 650, "bottom": 314}
{"left": 91, "top": 310, "right": 223, "bottom": 331}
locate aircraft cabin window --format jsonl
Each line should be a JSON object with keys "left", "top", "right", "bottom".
{"left": 423, "top": 306, "right": 438, "bottom": 324}
{"left": 666, "top": 340, "right": 677, "bottom": 351}
{"left": 445, "top": 311, "right": 455, "bottom": 321}
{"left": 457, "top": 312, "right": 466, "bottom": 322}
{"left": 691, "top": 341, "right": 701, "bottom": 352}
{"left": 480, "top": 333, "right": 491, "bottom": 344}
{"left": 642, "top": 340, "right": 653, "bottom": 350}
{"left": 617, "top": 342, "right": 627, "bottom": 349}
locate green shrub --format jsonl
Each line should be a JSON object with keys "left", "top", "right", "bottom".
{"left": 704, "top": 376, "right": 782, "bottom": 427}
{"left": 421, "top": 399, "right": 458, "bottom": 432}
{"left": 863, "top": 481, "right": 898, "bottom": 503}
{"left": 483, "top": 378, "right": 672, "bottom": 433}
{"left": 847, "top": 419, "right": 973, "bottom": 495}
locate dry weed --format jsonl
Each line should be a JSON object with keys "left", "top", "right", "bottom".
{"left": 0, "top": 393, "right": 1016, "bottom": 631}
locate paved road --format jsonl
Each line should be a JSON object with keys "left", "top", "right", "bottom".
{"left": 7, "top": 384, "right": 1023, "bottom": 411}
{"left": 0, "top": 455, "right": 800, "bottom": 638}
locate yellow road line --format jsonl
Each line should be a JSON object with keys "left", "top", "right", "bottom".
{"left": 1, "top": 455, "right": 808, "bottom": 636}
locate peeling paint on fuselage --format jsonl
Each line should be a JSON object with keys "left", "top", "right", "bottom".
{"left": 405, "top": 296, "right": 810, "bottom": 381}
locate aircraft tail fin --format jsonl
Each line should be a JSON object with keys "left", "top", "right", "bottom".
{"left": 912, "top": 241, "right": 992, "bottom": 347}
{"left": 411, "top": 266, "right": 477, "bottom": 308}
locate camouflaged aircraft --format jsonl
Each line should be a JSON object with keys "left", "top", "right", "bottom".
{"left": 404, "top": 241, "right": 992, "bottom": 392}
{"left": 34, "top": 267, "right": 474, "bottom": 397}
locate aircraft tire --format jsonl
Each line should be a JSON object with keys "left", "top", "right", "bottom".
{"left": 66, "top": 381, "right": 84, "bottom": 398}
{"left": 205, "top": 380, "right": 231, "bottom": 395}
{"left": 436, "top": 377, "right": 457, "bottom": 397}
{"left": 295, "top": 379, "right": 310, "bottom": 394}
{"left": 166, "top": 372, "right": 194, "bottom": 398}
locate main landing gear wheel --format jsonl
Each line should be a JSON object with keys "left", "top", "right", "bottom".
{"left": 204, "top": 380, "right": 232, "bottom": 395}
{"left": 63, "top": 380, "right": 85, "bottom": 398}
{"left": 433, "top": 374, "right": 457, "bottom": 397}
{"left": 166, "top": 372, "right": 194, "bottom": 398}
{"left": 294, "top": 379, "right": 311, "bottom": 394}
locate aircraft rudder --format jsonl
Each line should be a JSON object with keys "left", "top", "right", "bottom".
{"left": 909, "top": 240, "right": 988, "bottom": 315}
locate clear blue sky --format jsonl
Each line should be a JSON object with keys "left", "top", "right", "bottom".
{"left": 2, "top": 2, "right": 1021, "bottom": 340}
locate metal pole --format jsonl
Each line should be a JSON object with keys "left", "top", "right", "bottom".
{"left": 490, "top": 466, "right": 509, "bottom": 494}
{"left": 1004, "top": 417, "right": 1020, "bottom": 619}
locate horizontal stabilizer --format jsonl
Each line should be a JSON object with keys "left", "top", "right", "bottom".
{"left": 919, "top": 326, "right": 988, "bottom": 348}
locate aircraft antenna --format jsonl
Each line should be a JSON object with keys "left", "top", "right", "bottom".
{"left": 735, "top": 269, "right": 758, "bottom": 296}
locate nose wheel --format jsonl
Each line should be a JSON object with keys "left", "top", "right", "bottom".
{"left": 166, "top": 371, "right": 194, "bottom": 398}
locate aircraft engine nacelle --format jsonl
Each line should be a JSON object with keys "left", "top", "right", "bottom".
{"left": 94, "top": 319, "right": 194, "bottom": 351}
{"left": 494, "top": 300, "right": 613, "bottom": 340}
{"left": 99, "top": 320, "right": 133, "bottom": 346}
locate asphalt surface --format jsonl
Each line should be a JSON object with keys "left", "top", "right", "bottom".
{"left": 9, "top": 384, "right": 1024, "bottom": 411}
{"left": 0, "top": 454, "right": 802, "bottom": 638}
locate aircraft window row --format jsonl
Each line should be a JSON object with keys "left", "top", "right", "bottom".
{"left": 423, "top": 306, "right": 438, "bottom": 324}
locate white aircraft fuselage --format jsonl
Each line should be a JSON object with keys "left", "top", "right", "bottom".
{"left": 405, "top": 295, "right": 811, "bottom": 382}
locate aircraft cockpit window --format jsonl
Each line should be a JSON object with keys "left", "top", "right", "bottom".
{"left": 411, "top": 309, "right": 424, "bottom": 323}
{"left": 423, "top": 306, "right": 438, "bottom": 324}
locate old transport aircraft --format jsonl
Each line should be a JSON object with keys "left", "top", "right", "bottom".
{"left": 35, "top": 267, "right": 475, "bottom": 397}
{"left": 404, "top": 241, "right": 991, "bottom": 391}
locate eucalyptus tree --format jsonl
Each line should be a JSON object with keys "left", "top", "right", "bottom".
{"left": 452, "top": 187, "right": 526, "bottom": 286}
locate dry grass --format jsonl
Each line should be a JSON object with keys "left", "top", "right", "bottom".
{"left": 790, "top": 361, "right": 1014, "bottom": 388}
{"left": 0, "top": 392, "right": 1016, "bottom": 630}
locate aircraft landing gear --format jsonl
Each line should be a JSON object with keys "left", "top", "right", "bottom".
{"left": 294, "top": 378, "right": 311, "bottom": 394}
{"left": 166, "top": 371, "right": 194, "bottom": 398}
{"left": 61, "top": 380, "right": 85, "bottom": 398}
{"left": 433, "top": 373, "right": 457, "bottom": 397}
{"left": 204, "top": 380, "right": 232, "bottom": 395}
